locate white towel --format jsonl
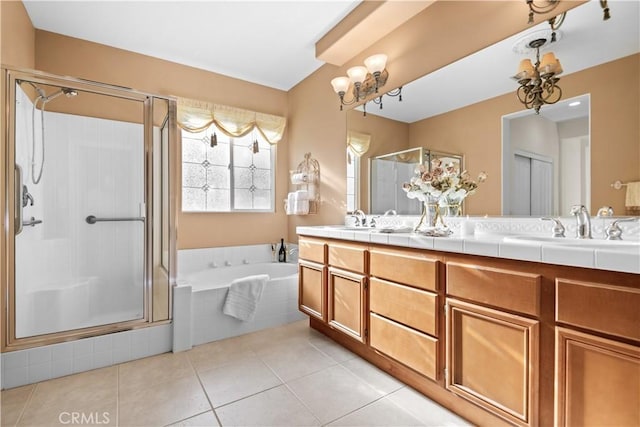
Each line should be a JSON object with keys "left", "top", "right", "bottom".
{"left": 222, "top": 274, "right": 269, "bottom": 321}
{"left": 625, "top": 181, "right": 640, "bottom": 208}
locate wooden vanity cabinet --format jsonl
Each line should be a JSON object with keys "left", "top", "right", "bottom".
{"left": 554, "top": 279, "right": 640, "bottom": 427}
{"left": 445, "top": 262, "right": 541, "bottom": 427}
{"left": 298, "top": 238, "right": 327, "bottom": 321}
{"left": 327, "top": 241, "right": 368, "bottom": 342}
{"left": 368, "top": 246, "right": 441, "bottom": 380}
{"left": 298, "top": 234, "right": 639, "bottom": 427}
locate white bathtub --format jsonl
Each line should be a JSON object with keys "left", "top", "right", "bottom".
{"left": 187, "top": 262, "right": 297, "bottom": 291}
{"left": 175, "top": 262, "right": 306, "bottom": 348}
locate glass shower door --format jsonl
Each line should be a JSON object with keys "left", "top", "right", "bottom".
{"left": 13, "top": 80, "right": 147, "bottom": 338}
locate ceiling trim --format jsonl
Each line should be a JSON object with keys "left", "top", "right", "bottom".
{"left": 316, "top": 0, "right": 435, "bottom": 66}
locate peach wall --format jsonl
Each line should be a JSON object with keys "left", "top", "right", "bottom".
{"left": 408, "top": 54, "right": 640, "bottom": 216}
{"left": 34, "top": 30, "right": 290, "bottom": 249}
{"left": 0, "top": 0, "right": 35, "bottom": 68}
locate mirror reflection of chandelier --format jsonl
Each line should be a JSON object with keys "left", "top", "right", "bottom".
{"left": 513, "top": 38, "right": 563, "bottom": 114}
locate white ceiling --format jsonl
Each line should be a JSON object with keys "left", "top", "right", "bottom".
{"left": 21, "top": 0, "right": 639, "bottom": 119}
{"left": 23, "top": 0, "right": 360, "bottom": 91}
{"left": 364, "top": 0, "right": 639, "bottom": 123}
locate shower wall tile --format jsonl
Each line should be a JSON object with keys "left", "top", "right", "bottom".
{"left": 73, "top": 339, "right": 94, "bottom": 357}
{"left": 73, "top": 354, "right": 94, "bottom": 374}
{"left": 52, "top": 358, "right": 73, "bottom": 378}
{"left": 1, "top": 323, "right": 171, "bottom": 390}
{"left": 130, "top": 329, "right": 151, "bottom": 360}
{"left": 28, "top": 361, "right": 52, "bottom": 383}
{"left": 3, "top": 366, "right": 29, "bottom": 389}
{"left": 28, "top": 346, "right": 51, "bottom": 365}
{"left": 51, "top": 342, "right": 73, "bottom": 361}
{"left": 93, "top": 351, "right": 113, "bottom": 369}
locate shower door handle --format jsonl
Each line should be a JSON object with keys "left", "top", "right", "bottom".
{"left": 15, "top": 165, "right": 23, "bottom": 235}
{"left": 85, "top": 215, "right": 145, "bottom": 224}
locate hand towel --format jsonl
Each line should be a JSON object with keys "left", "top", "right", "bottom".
{"left": 222, "top": 274, "right": 269, "bottom": 321}
{"left": 625, "top": 181, "right": 640, "bottom": 208}
{"left": 625, "top": 181, "right": 640, "bottom": 215}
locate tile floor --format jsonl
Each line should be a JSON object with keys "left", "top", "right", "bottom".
{"left": 1, "top": 320, "right": 470, "bottom": 427}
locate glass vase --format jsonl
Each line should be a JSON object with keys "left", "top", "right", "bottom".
{"left": 415, "top": 198, "right": 441, "bottom": 231}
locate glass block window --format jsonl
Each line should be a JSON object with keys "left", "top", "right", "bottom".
{"left": 346, "top": 148, "right": 359, "bottom": 212}
{"left": 182, "top": 124, "right": 274, "bottom": 212}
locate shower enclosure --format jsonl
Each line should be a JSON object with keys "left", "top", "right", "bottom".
{"left": 1, "top": 68, "right": 177, "bottom": 350}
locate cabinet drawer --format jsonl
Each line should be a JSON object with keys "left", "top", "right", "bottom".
{"left": 556, "top": 279, "right": 640, "bottom": 341}
{"left": 299, "top": 238, "right": 326, "bottom": 264}
{"left": 328, "top": 242, "right": 367, "bottom": 274}
{"left": 447, "top": 262, "right": 541, "bottom": 317}
{"left": 369, "top": 313, "right": 438, "bottom": 380}
{"left": 370, "top": 278, "right": 437, "bottom": 336}
{"left": 370, "top": 247, "right": 438, "bottom": 291}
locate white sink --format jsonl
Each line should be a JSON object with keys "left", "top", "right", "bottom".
{"left": 503, "top": 235, "right": 640, "bottom": 250}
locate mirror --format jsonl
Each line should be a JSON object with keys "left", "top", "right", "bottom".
{"left": 502, "top": 94, "right": 590, "bottom": 216}
{"left": 347, "top": 0, "right": 639, "bottom": 216}
{"left": 369, "top": 148, "right": 463, "bottom": 215}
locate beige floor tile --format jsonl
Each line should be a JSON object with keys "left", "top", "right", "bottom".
{"left": 287, "top": 364, "right": 384, "bottom": 424}
{"left": 386, "top": 387, "right": 472, "bottom": 426}
{"left": 328, "top": 396, "right": 425, "bottom": 426}
{"left": 167, "top": 410, "right": 220, "bottom": 427}
{"left": 187, "top": 337, "right": 256, "bottom": 373}
{"left": 216, "top": 385, "right": 320, "bottom": 426}
{"left": 311, "top": 338, "right": 357, "bottom": 363}
{"left": 1, "top": 384, "right": 35, "bottom": 426}
{"left": 258, "top": 340, "right": 337, "bottom": 382}
{"left": 341, "top": 358, "right": 404, "bottom": 395}
{"left": 19, "top": 367, "right": 117, "bottom": 426}
{"left": 198, "top": 356, "right": 281, "bottom": 408}
{"left": 118, "top": 352, "right": 194, "bottom": 392}
{"left": 119, "top": 374, "right": 210, "bottom": 427}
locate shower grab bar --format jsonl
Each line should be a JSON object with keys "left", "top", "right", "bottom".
{"left": 22, "top": 217, "right": 43, "bottom": 227}
{"left": 86, "top": 215, "right": 145, "bottom": 224}
{"left": 15, "top": 165, "right": 23, "bottom": 235}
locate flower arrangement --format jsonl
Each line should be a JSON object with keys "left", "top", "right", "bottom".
{"left": 402, "top": 158, "right": 487, "bottom": 211}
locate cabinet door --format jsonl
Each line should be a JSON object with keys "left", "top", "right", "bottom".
{"left": 446, "top": 298, "right": 539, "bottom": 427}
{"left": 298, "top": 260, "right": 326, "bottom": 321}
{"left": 555, "top": 327, "right": 640, "bottom": 427}
{"left": 328, "top": 267, "right": 367, "bottom": 342}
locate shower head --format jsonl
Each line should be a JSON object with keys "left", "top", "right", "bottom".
{"left": 43, "top": 87, "right": 78, "bottom": 103}
{"left": 62, "top": 88, "right": 78, "bottom": 97}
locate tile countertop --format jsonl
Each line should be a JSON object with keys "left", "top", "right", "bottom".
{"left": 296, "top": 217, "right": 640, "bottom": 275}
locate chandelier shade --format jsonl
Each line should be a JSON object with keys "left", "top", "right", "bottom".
{"left": 512, "top": 38, "right": 562, "bottom": 114}
{"left": 330, "top": 53, "right": 402, "bottom": 115}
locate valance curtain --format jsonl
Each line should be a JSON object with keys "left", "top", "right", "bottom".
{"left": 177, "top": 97, "right": 287, "bottom": 145}
{"left": 346, "top": 130, "right": 371, "bottom": 157}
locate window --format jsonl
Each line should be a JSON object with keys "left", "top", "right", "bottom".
{"left": 182, "top": 124, "right": 274, "bottom": 212}
{"left": 346, "top": 147, "right": 359, "bottom": 212}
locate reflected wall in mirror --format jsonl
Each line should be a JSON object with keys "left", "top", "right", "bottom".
{"left": 502, "top": 95, "right": 590, "bottom": 216}
{"left": 347, "top": 0, "right": 638, "bottom": 216}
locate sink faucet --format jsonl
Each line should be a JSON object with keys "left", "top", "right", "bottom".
{"left": 350, "top": 210, "right": 367, "bottom": 227}
{"left": 570, "top": 205, "right": 592, "bottom": 239}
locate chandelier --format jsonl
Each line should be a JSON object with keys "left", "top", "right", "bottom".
{"left": 526, "top": 0, "right": 611, "bottom": 24}
{"left": 330, "top": 54, "right": 402, "bottom": 116}
{"left": 512, "top": 38, "right": 563, "bottom": 114}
